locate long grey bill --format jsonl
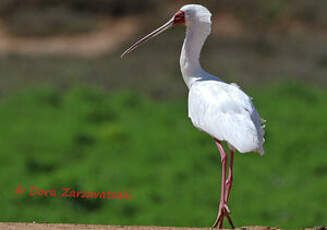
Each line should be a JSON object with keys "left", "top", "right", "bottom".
{"left": 121, "top": 18, "right": 174, "bottom": 59}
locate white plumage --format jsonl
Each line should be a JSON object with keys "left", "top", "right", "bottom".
{"left": 121, "top": 4, "right": 266, "bottom": 228}
{"left": 179, "top": 4, "right": 265, "bottom": 155}
{"left": 189, "top": 80, "right": 265, "bottom": 154}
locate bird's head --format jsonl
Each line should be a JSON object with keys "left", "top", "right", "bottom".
{"left": 178, "top": 4, "right": 212, "bottom": 27}
{"left": 121, "top": 4, "right": 212, "bottom": 58}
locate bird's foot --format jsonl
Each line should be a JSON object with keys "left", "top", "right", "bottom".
{"left": 211, "top": 204, "right": 234, "bottom": 229}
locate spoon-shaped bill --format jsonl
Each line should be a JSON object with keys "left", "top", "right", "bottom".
{"left": 121, "top": 18, "right": 174, "bottom": 59}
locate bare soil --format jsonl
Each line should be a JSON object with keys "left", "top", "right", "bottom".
{"left": 0, "top": 223, "right": 325, "bottom": 230}
{"left": 0, "top": 12, "right": 325, "bottom": 57}
{"left": 0, "top": 223, "right": 277, "bottom": 230}
{"left": 0, "top": 17, "right": 140, "bottom": 57}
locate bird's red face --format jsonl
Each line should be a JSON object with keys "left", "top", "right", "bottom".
{"left": 173, "top": 10, "right": 185, "bottom": 25}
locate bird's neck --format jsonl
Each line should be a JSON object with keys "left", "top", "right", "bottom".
{"left": 180, "top": 22, "right": 211, "bottom": 88}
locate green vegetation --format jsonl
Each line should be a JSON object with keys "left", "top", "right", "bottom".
{"left": 0, "top": 83, "right": 326, "bottom": 228}
{"left": 0, "top": 0, "right": 325, "bottom": 228}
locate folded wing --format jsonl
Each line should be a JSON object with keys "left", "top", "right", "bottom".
{"left": 188, "top": 80, "right": 265, "bottom": 154}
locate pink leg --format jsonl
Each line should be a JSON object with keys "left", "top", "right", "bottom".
{"left": 212, "top": 140, "right": 235, "bottom": 229}
{"left": 217, "top": 140, "right": 227, "bottom": 228}
{"left": 225, "top": 148, "right": 234, "bottom": 202}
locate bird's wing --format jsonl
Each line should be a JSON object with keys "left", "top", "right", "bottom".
{"left": 188, "top": 80, "right": 265, "bottom": 154}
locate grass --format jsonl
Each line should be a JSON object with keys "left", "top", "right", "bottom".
{"left": 0, "top": 83, "right": 326, "bottom": 228}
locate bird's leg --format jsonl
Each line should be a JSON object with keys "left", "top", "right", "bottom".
{"left": 225, "top": 148, "right": 234, "bottom": 203}
{"left": 212, "top": 139, "right": 226, "bottom": 228}
{"left": 212, "top": 139, "right": 234, "bottom": 229}
{"left": 217, "top": 140, "right": 226, "bottom": 228}
{"left": 224, "top": 148, "right": 235, "bottom": 228}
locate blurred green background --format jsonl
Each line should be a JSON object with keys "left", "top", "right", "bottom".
{"left": 0, "top": 0, "right": 326, "bottom": 229}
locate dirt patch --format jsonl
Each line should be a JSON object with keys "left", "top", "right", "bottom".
{"left": 212, "top": 13, "right": 246, "bottom": 37}
{"left": 0, "top": 13, "right": 326, "bottom": 58}
{"left": 1, "top": 223, "right": 325, "bottom": 230}
{"left": 0, "top": 17, "right": 140, "bottom": 57}
{"left": 0, "top": 223, "right": 282, "bottom": 230}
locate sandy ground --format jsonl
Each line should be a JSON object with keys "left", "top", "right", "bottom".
{"left": 0, "top": 17, "right": 140, "bottom": 57}
{"left": 0, "top": 14, "right": 256, "bottom": 57}
{"left": 0, "top": 223, "right": 279, "bottom": 230}
{"left": 0, "top": 223, "right": 325, "bottom": 230}
{"left": 0, "top": 12, "right": 323, "bottom": 58}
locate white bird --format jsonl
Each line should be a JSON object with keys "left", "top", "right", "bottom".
{"left": 121, "top": 4, "right": 265, "bottom": 229}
